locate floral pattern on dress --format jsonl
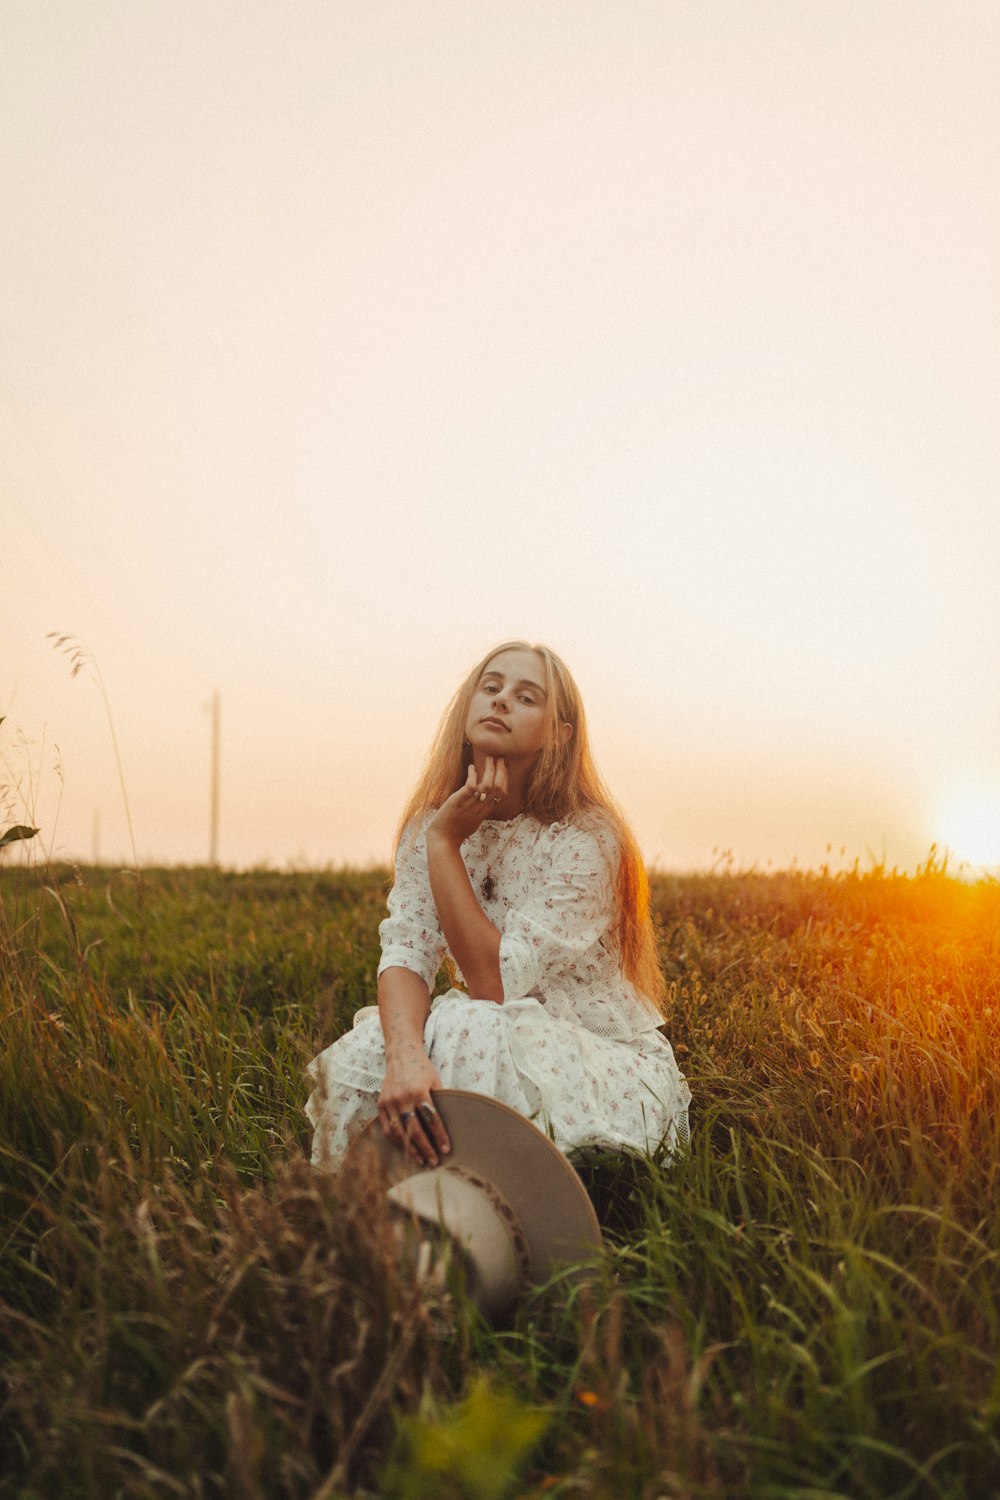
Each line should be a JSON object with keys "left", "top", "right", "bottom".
{"left": 306, "top": 810, "right": 692, "bottom": 1167}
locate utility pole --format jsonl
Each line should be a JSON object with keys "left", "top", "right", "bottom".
{"left": 209, "top": 690, "right": 220, "bottom": 866}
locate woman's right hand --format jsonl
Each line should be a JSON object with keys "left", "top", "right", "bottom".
{"left": 378, "top": 1049, "right": 451, "bottom": 1166}
{"left": 427, "top": 757, "right": 509, "bottom": 848}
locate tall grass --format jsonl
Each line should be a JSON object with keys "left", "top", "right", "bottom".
{"left": 1, "top": 853, "right": 998, "bottom": 1497}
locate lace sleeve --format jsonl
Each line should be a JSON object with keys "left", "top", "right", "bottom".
{"left": 498, "top": 822, "right": 616, "bottom": 1001}
{"left": 376, "top": 818, "right": 447, "bottom": 990}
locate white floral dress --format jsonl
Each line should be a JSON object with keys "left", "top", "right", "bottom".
{"left": 305, "top": 811, "right": 691, "bottom": 1167}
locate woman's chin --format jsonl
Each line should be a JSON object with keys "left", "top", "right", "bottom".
{"left": 468, "top": 731, "right": 513, "bottom": 755}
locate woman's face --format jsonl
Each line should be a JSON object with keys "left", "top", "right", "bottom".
{"left": 464, "top": 648, "right": 551, "bottom": 764}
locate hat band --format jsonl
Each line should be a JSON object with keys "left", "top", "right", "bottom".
{"left": 446, "top": 1166, "right": 531, "bottom": 1283}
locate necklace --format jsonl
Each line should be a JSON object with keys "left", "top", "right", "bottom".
{"left": 478, "top": 817, "right": 522, "bottom": 903}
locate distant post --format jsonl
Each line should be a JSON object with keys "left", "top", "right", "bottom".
{"left": 209, "top": 690, "right": 220, "bottom": 866}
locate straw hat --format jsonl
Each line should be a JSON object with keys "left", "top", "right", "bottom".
{"left": 353, "top": 1089, "right": 602, "bottom": 1321}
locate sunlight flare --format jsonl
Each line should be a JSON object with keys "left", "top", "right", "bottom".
{"left": 933, "top": 776, "right": 1000, "bottom": 871}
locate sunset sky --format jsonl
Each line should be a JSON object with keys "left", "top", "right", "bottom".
{"left": 3, "top": 1, "right": 999, "bottom": 873}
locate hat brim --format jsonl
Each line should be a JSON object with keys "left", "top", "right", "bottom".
{"left": 354, "top": 1089, "right": 602, "bottom": 1285}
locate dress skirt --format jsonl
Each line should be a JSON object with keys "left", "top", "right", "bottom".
{"left": 305, "top": 988, "right": 692, "bottom": 1170}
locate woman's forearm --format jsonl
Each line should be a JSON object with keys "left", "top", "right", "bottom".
{"left": 425, "top": 830, "right": 504, "bottom": 1002}
{"left": 378, "top": 967, "right": 433, "bottom": 1059}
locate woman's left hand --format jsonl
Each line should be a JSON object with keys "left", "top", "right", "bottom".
{"left": 427, "top": 757, "right": 509, "bottom": 847}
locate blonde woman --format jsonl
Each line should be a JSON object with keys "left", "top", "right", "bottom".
{"left": 306, "top": 642, "right": 691, "bottom": 1170}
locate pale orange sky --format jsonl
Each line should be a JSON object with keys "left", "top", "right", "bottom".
{"left": 3, "top": 2, "right": 999, "bottom": 872}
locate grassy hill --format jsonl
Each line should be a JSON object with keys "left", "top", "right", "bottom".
{"left": 1, "top": 859, "right": 998, "bottom": 1498}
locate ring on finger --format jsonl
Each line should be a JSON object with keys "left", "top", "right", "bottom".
{"left": 417, "top": 1102, "right": 437, "bottom": 1120}
{"left": 400, "top": 1111, "right": 413, "bottom": 1126}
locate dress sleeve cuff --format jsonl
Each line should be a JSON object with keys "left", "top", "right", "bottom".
{"left": 377, "top": 946, "right": 438, "bottom": 990}
{"left": 498, "top": 911, "right": 542, "bottom": 1001}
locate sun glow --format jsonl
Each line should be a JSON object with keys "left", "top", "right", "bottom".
{"left": 934, "top": 776, "right": 1000, "bottom": 873}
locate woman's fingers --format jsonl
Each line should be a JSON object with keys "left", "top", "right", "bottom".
{"left": 494, "top": 758, "right": 508, "bottom": 802}
{"left": 417, "top": 1099, "right": 451, "bottom": 1158}
{"left": 382, "top": 1104, "right": 431, "bottom": 1164}
{"left": 400, "top": 1106, "right": 436, "bottom": 1165}
{"left": 476, "top": 755, "right": 498, "bottom": 802}
{"left": 403, "top": 1099, "right": 451, "bottom": 1165}
{"left": 403, "top": 1114, "right": 436, "bottom": 1165}
{"left": 473, "top": 755, "right": 491, "bottom": 802}
{"left": 400, "top": 1108, "right": 433, "bottom": 1165}
{"left": 464, "top": 755, "right": 508, "bottom": 806}
{"left": 378, "top": 1093, "right": 451, "bottom": 1166}
{"left": 378, "top": 1105, "right": 406, "bottom": 1152}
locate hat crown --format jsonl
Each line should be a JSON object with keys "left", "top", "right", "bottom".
{"left": 388, "top": 1165, "right": 528, "bottom": 1321}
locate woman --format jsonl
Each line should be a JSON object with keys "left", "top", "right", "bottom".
{"left": 306, "top": 640, "right": 690, "bottom": 1169}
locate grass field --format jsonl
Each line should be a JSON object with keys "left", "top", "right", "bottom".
{"left": 1, "top": 854, "right": 998, "bottom": 1498}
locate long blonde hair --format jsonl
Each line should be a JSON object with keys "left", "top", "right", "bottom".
{"left": 395, "top": 640, "right": 666, "bottom": 1011}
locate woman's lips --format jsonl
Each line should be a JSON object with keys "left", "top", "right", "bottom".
{"left": 480, "top": 717, "right": 510, "bottom": 731}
